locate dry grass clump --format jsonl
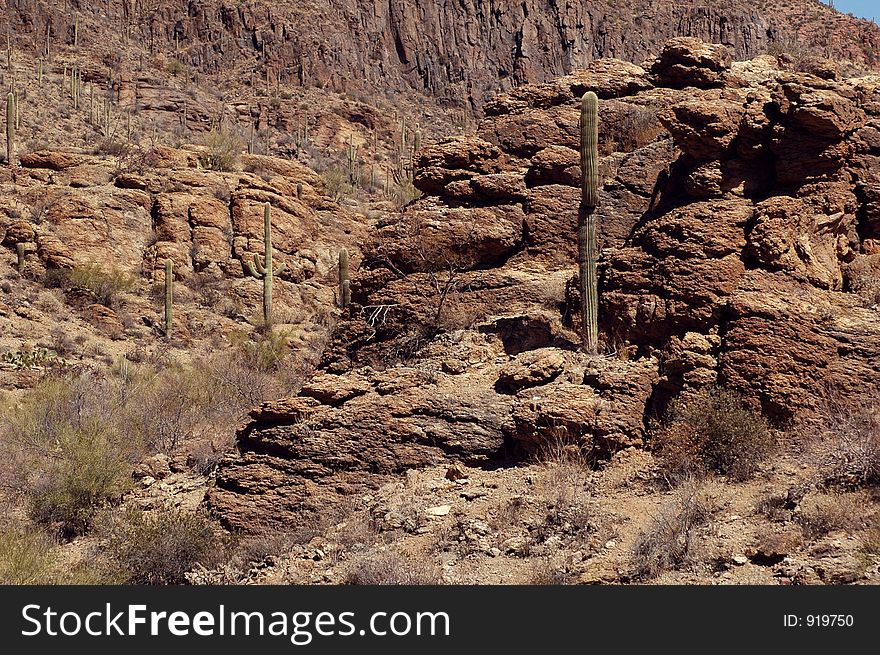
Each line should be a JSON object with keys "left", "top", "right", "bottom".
{"left": 344, "top": 548, "right": 442, "bottom": 585}
{"left": 534, "top": 433, "right": 594, "bottom": 534}
{"left": 811, "top": 399, "right": 880, "bottom": 488}
{"left": 629, "top": 478, "right": 715, "bottom": 580}
{"left": 795, "top": 492, "right": 869, "bottom": 540}
{"left": 653, "top": 386, "right": 775, "bottom": 483}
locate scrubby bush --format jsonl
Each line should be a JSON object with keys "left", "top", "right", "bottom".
{"left": 103, "top": 506, "right": 218, "bottom": 584}
{"left": 29, "top": 425, "right": 131, "bottom": 537}
{"left": 629, "top": 478, "right": 714, "bottom": 580}
{"left": 814, "top": 400, "right": 880, "bottom": 487}
{"left": 653, "top": 386, "right": 775, "bottom": 482}
{"left": 344, "top": 548, "right": 442, "bottom": 585}
{"left": 61, "top": 264, "right": 138, "bottom": 307}
{"left": 199, "top": 129, "right": 243, "bottom": 172}
{"left": 0, "top": 527, "right": 55, "bottom": 584}
{"left": 795, "top": 492, "right": 867, "bottom": 540}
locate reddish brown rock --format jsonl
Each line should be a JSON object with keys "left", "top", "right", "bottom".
{"left": 19, "top": 150, "right": 86, "bottom": 171}
{"left": 650, "top": 37, "right": 733, "bottom": 89}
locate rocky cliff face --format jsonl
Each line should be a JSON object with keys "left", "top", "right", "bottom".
{"left": 7, "top": 1, "right": 880, "bottom": 115}
{"left": 209, "top": 38, "right": 880, "bottom": 533}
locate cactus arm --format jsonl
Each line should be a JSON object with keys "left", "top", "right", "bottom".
{"left": 274, "top": 262, "right": 286, "bottom": 276}
{"left": 250, "top": 253, "right": 266, "bottom": 277}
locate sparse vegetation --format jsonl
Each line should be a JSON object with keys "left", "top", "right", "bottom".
{"left": 101, "top": 506, "right": 219, "bottom": 584}
{"left": 629, "top": 478, "right": 714, "bottom": 580}
{"left": 813, "top": 398, "right": 880, "bottom": 487}
{"left": 0, "top": 527, "right": 55, "bottom": 584}
{"left": 28, "top": 423, "right": 131, "bottom": 537}
{"left": 653, "top": 386, "right": 775, "bottom": 482}
{"left": 795, "top": 492, "right": 867, "bottom": 540}
{"left": 55, "top": 264, "right": 138, "bottom": 307}
{"left": 344, "top": 548, "right": 442, "bottom": 585}
{"left": 199, "top": 129, "right": 243, "bottom": 172}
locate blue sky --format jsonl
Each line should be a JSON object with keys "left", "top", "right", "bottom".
{"left": 835, "top": 0, "right": 877, "bottom": 22}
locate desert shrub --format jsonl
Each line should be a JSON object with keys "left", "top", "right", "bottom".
{"left": 814, "top": 400, "right": 880, "bottom": 487}
{"left": 231, "top": 330, "right": 293, "bottom": 373}
{"left": 93, "top": 139, "right": 129, "bottom": 157}
{"left": 321, "top": 167, "right": 353, "bottom": 201}
{"left": 629, "top": 478, "right": 714, "bottom": 580}
{"left": 344, "top": 548, "right": 442, "bottom": 585}
{"left": 103, "top": 506, "right": 218, "bottom": 584}
{"left": 114, "top": 144, "right": 160, "bottom": 175}
{"left": 603, "top": 103, "right": 662, "bottom": 153}
{"left": 199, "top": 129, "right": 243, "bottom": 172}
{"left": 653, "top": 386, "right": 774, "bottom": 482}
{"left": 29, "top": 425, "right": 131, "bottom": 537}
{"left": 528, "top": 556, "right": 578, "bottom": 585}
{"left": 0, "top": 527, "right": 55, "bottom": 584}
{"left": 62, "top": 264, "right": 138, "bottom": 307}
{"left": 385, "top": 179, "right": 422, "bottom": 209}
{"left": 535, "top": 432, "right": 594, "bottom": 533}
{"left": 795, "top": 492, "right": 867, "bottom": 540}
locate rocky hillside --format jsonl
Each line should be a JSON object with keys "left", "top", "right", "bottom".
{"left": 209, "top": 38, "right": 880, "bottom": 538}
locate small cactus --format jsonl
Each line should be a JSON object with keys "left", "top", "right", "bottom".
{"left": 16, "top": 242, "right": 25, "bottom": 274}
{"left": 338, "top": 248, "right": 350, "bottom": 308}
{"left": 578, "top": 91, "right": 600, "bottom": 354}
{"left": 296, "top": 182, "right": 303, "bottom": 199}
{"left": 247, "top": 203, "right": 286, "bottom": 326}
{"left": 5, "top": 91, "right": 14, "bottom": 165}
{"left": 164, "top": 259, "right": 173, "bottom": 338}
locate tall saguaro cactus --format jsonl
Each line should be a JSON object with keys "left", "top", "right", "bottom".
{"left": 247, "top": 203, "right": 286, "bottom": 326}
{"left": 338, "top": 248, "right": 351, "bottom": 308}
{"left": 164, "top": 259, "right": 173, "bottom": 339}
{"left": 16, "top": 243, "right": 25, "bottom": 274}
{"left": 5, "top": 91, "right": 14, "bottom": 165}
{"left": 579, "top": 91, "right": 600, "bottom": 354}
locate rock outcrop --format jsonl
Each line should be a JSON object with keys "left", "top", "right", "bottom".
{"left": 211, "top": 37, "right": 880, "bottom": 533}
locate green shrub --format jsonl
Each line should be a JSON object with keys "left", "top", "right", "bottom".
{"left": 63, "top": 264, "right": 138, "bottom": 307}
{"left": 199, "top": 129, "right": 243, "bottom": 172}
{"left": 654, "top": 386, "right": 774, "bottom": 482}
{"left": 29, "top": 425, "right": 131, "bottom": 538}
{"left": 0, "top": 527, "right": 55, "bottom": 584}
{"left": 321, "top": 167, "right": 353, "bottom": 201}
{"left": 103, "top": 506, "right": 219, "bottom": 584}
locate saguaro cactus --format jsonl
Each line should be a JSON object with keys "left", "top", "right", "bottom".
{"left": 247, "top": 203, "right": 286, "bottom": 326}
{"left": 16, "top": 243, "right": 25, "bottom": 274}
{"left": 5, "top": 91, "right": 14, "bottom": 165}
{"left": 346, "top": 134, "right": 359, "bottom": 186}
{"left": 164, "top": 259, "right": 173, "bottom": 338}
{"left": 338, "top": 248, "right": 350, "bottom": 308}
{"left": 579, "top": 91, "right": 600, "bottom": 354}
